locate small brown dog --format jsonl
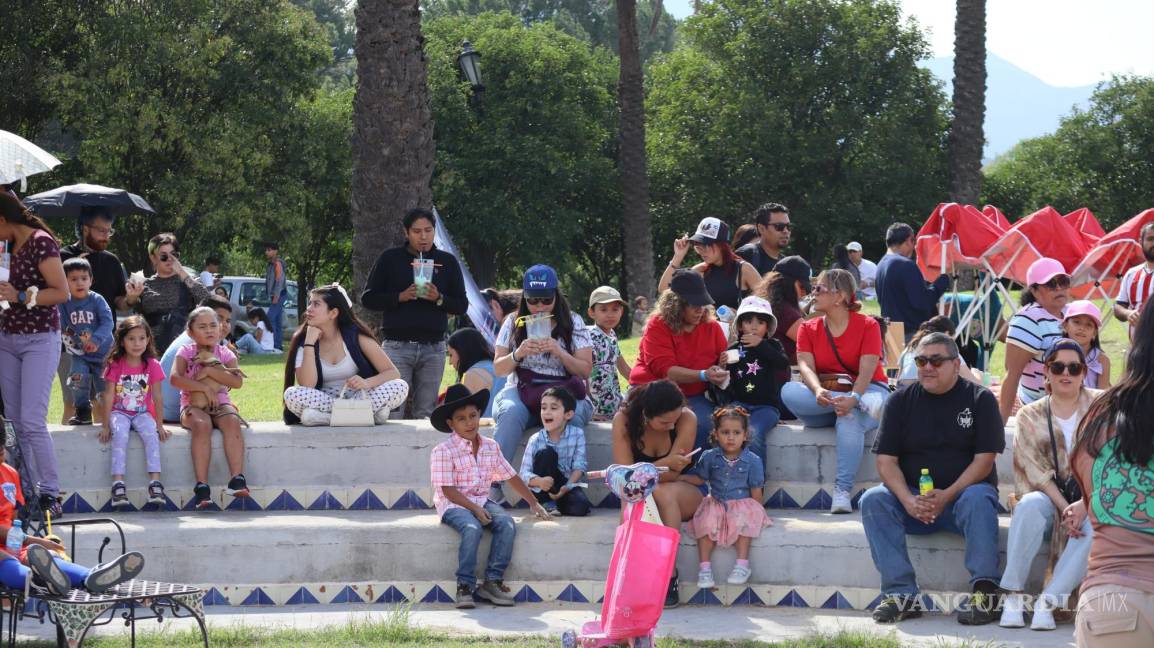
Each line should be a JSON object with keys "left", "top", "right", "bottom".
{"left": 187, "top": 349, "right": 247, "bottom": 413}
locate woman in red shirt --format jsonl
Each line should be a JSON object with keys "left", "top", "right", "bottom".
{"left": 780, "top": 269, "right": 890, "bottom": 514}
{"left": 630, "top": 270, "right": 728, "bottom": 450}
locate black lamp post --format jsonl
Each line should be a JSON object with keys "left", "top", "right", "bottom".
{"left": 457, "top": 40, "right": 484, "bottom": 111}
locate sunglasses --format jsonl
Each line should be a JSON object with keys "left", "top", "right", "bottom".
{"left": 811, "top": 285, "right": 833, "bottom": 295}
{"left": 159, "top": 252, "right": 179, "bottom": 262}
{"left": 769, "top": 222, "right": 792, "bottom": 232}
{"left": 1047, "top": 361, "right": 1085, "bottom": 376}
{"left": 1040, "top": 276, "right": 1071, "bottom": 290}
{"left": 526, "top": 296, "right": 555, "bottom": 306}
{"left": 913, "top": 355, "right": 958, "bottom": 368}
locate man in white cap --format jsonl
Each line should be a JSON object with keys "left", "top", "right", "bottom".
{"left": 847, "top": 242, "right": 877, "bottom": 300}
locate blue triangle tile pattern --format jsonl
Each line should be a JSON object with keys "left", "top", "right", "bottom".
{"left": 239, "top": 588, "right": 275, "bottom": 606}
{"left": 688, "top": 588, "right": 723, "bottom": 605}
{"left": 765, "top": 488, "right": 799, "bottom": 509}
{"left": 514, "top": 585, "right": 542, "bottom": 603}
{"left": 421, "top": 585, "right": 454, "bottom": 604}
{"left": 597, "top": 493, "right": 621, "bottom": 509}
{"left": 348, "top": 489, "right": 388, "bottom": 511}
{"left": 99, "top": 499, "right": 138, "bottom": 514}
{"left": 331, "top": 586, "right": 364, "bottom": 604}
{"left": 920, "top": 593, "right": 940, "bottom": 612}
{"left": 62, "top": 493, "right": 95, "bottom": 514}
{"left": 286, "top": 587, "right": 320, "bottom": 605}
{"left": 556, "top": 584, "right": 588, "bottom": 603}
{"left": 266, "top": 490, "right": 304, "bottom": 511}
{"left": 182, "top": 497, "right": 221, "bottom": 512}
{"left": 141, "top": 495, "right": 181, "bottom": 512}
{"left": 308, "top": 491, "right": 342, "bottom": 511}
{"left": 597, "top": 596, "right": 604, "bottom": 603}
{"left": 867, "top": 594, "right": 887, "bottom": 610}
{"left": 803, "top": 489, "right": 832, "bottom": 511}
{"left": 376, "top": 586, "right": 409, "bottom": 604}
{"left": 776, "top": 589, "right": 809, "bottom": 608}
{"left": 821, "top": 592, "right": 855, "bottom": 610}
{"left": 851, "top": 489, "right": 867, "bottom": 510}
{"left": 203, "top": 588, "right": 229, "bottom": 606}
{"left": 392, "top": 490, "right": 430, "bottom": 510}
{"left": 732, "top": 587, "right": 764, "bottom": 606}
{"left": 226, "top": 496, "right": 263, "bottom": 511}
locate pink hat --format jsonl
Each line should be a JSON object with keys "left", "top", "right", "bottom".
{"left": 1026, "top": 258, "right": 1068, "bottom": 286}
{"left": 1064, "top": 300, "right": 1102, "bottom": 327}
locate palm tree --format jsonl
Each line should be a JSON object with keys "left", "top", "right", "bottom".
{"left": 350, "top": 0, "right": 435, "bottom": 323}
{"left": 948, "top": 0, "right": 986, "bottom": 206}
{"left": 617, "top": 0, "right": 656, "bottom": 303}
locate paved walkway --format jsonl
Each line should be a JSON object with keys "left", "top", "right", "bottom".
{"left": 14, "top": 603, "right": 1077, "bottom": 646}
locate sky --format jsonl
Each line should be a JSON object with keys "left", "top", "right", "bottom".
{"left": 662, "top": 0, "right": 1154, "bottom": 88}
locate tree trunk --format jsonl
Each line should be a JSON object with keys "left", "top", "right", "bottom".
{"left": 616, "top": 0, "right": 656, "bottom": 304}
{"left": 948, "top": 0, "right": 986, "bottom": 206}
{"left": 350, "top": 0, "right": 434, "bottom": 326}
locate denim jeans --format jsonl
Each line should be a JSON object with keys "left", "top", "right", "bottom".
{"left": 441, "top": 501, "right": 517, "bottom": 587}
{"left": 492, "top": 385, "right": 592, "bottom": 466}
{"left": 860, "top": 482, "right": 1001, "bottom": 596}
{"left": 382, "top": 339, "right": 446, "bottom": 419}
{"left": 731, "top": 401, "right": 780, "bottom": 469}
{"left": 68, "top": 356, "right": 106, "bottom": 411}
{"left": 235, "top": 333, "right": 276, "bottom": 355}
{"left": 0, "top": 331, "right": 63, "bottom": 497}
{"left": 1000, "top": 491, "right": 1093, "bottom": 598}
{"left": 0, "top": 554, "right": 90, "bottom": 590}
{"left": 779, "top": 381, "right": 889, "bottom": 493}
{"left": 267, "top": 290, "right": 288, "bottom": 350}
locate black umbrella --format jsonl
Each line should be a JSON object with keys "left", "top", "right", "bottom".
{"left": 22, "top": 183, "right": 156, "bottom": 219}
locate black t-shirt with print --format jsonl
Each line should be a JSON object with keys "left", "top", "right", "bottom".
{"left": 874, "top": 378, "right": 1005, "bottom": 491}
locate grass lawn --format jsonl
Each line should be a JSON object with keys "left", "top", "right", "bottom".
{"left": 47, "top": 299, "right": 1128, "bottom": 424}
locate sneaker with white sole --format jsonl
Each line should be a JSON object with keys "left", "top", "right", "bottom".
{"left": 727, "top": 564, "right": 752, "bottom": 585}
{"left": 696, "top": 566, "right": 715, "bottom": 589}
{"left": 474, "top": 580, "right": 515, "bottom": 606}
{"left": 147, "top": 481, "right": 167, "bottom": 506}
{"left": 999, "top": 593, "right": 1026, "bottom": 628}
{"left": 300, "top": 408, "right": 331, "bottom": 426}
{"left": 110, "top": 481, "right": 130, "bottom": 509}
{"left": 225, "top": 474, "right": 250, "bottom": 498}
{"left": 26, "top": 545, "right": 71, "bottom": 596}
{"left": 84, "top": 551, "right": 146, "bottom": 593}
{"left": 373, "top": 407, "right": 391, "bottom": 425}
{"left": 1030, "top": 596, "right": 1057, "bottom": 631}
{"left": 831, "top": 488, "right": 853, "bottom": 513}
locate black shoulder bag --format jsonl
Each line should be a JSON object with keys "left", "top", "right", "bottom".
{"left": 1045, "top": 398, "right": 1082, "bottom": 503}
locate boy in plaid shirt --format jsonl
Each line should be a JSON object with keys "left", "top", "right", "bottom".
{"left": 430, "top": 384, "right": 548, "bottom": 609}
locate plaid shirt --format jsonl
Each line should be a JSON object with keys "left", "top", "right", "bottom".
{"left": 430, "top": 433, "right": 516, "bottom": 517}
{"left": 519, "top": 425, "right": 588, "bottom": 492}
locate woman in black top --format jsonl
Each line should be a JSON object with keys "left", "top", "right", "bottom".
{"left": 126, "top": 233, "right": 210, "bottom": 352}
{"left": 658, "top": 217, "right": 761, "bottom": 310}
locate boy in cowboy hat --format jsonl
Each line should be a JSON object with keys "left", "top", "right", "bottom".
{"left": 429, "top": 384, "right": 549, "bottom": 609}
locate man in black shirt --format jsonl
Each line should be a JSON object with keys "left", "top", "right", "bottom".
{"left": 736, "top": 202, "right": 791, "bottom": 276}
{"left": 861, "top": 333, "right": 1005, "bottom": 626}
{"left": 361, "top": 208, "right": 467, "bottom": 418}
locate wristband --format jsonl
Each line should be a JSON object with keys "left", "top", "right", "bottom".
{"left": 302, "top": 343, "right": 317, "bottom": 348}
{"left": 699, "top": 369, "right": 707, "bottom": 382}
{"left": 850, "top": 392, "right": 862, "bottom": 402}
{"left": 511, "top": 349, "right": 521, "bottom": 364}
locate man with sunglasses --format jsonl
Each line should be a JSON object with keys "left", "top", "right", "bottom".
{"left": 862, "top": 332, "right": 1005, "bottom": 625}
{"left": 1112, "top": 221, "right": 1154, "bottom": 339}
{"left": 737, "top": 202, "right": 792, "bottom": 276}
{"left": 361, "top": 208, "right": 467, "bottom": 419}
{"left": 875, "top": 223, "right": 950, "bottom": 342}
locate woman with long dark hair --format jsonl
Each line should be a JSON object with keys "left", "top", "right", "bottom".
{"left": 755, "top": 255, "right": 812, "bottom": 393}
{"left": 282, "top": 284, "right": 409, "bottom": 426}
{"left": 492, "top": 265, "right": 593, "bottom": 501}
{"left": 659, "top": 217, "right": 761, "bottom": 310}
{"left": 0, "top": 192, "right": 69, "bottom": 515}
{"left": 447, "top": 327, "right": 505, "bottom": 417}
{"left": 1069, "top": 308, "right": 1154, "bottom": 646}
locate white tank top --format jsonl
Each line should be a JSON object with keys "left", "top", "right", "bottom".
{"left": 295, "top": 341, "right": 359, "bottom": 391}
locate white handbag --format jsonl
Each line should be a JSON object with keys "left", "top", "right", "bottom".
{"left": 329, "top": 386, "right": 375, "bottom": 427}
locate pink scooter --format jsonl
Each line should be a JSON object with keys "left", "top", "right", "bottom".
{"left": 561, "top": 463, "right": 679, "bottom": 648}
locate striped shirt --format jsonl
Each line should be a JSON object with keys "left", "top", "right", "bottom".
{"left": 1006, "top": 303, "right": 1064, "bottom": 404}
{"left": 519, "top": 425, "right": 588, "bottom": 492}
{"left": 1115, "top": 263, "right": 1154, "bottom": 338}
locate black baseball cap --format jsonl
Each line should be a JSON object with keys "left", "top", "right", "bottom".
{"left": 669, "top": 269, "right": 714, "bottom": 306}
{"left": 774, "top": 255, "right": 812, "bottom": 293}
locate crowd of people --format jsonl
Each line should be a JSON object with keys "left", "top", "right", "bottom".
{"left": 2, "top": 189, "right": 1152, "bottom": 645}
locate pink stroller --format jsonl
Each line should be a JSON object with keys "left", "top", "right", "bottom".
{"left": 561, "top": 463, "right": 680, "bottom": 648}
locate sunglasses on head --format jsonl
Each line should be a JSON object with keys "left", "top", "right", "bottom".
{"left": 1047, "top": 361, "right": 1085, "bottom": 376}
{"left": 526, "top": 296, "right": 555, "bottom": 306}
{"left": 769, "top": 222, "right": 792, "bottom": 232}
{"left": 913, "top": 354, "right": 957, "bottom": 368}
{"left": 1040, "top": 275, "right": 1071, "bottom": 290}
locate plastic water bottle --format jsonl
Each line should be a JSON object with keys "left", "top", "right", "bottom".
{"left": 6, "top": 520, "right": 25, "bottom": 557}
{"left": 918, "top": 468, "right": 934, "bottom": 496}
{"left": 716, "top": 305, "right": 734, "bottom": 323}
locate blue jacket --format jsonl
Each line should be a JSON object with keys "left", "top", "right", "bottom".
{"left": 875, "top": 253, "right": 950, "bottom": 333}
{"left": 58, "top": 293, "right": 114, "bottom": 363}
{"left": 691, "top": 448, "right": 765, "bottom": 502}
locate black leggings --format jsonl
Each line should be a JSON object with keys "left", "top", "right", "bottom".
{"left": 531, "top": 446, "right": 591, "bottom": 516}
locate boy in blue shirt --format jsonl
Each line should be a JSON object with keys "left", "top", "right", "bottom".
{"left": 518, "top": 387, "right": 590, "bottom": 516}
{"left": 58, "top": 258, "right": 114, "bottom": 425}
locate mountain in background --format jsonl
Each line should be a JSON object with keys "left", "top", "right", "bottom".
{"left": 922, "top": 53, "right": 1096, "bottom": 163}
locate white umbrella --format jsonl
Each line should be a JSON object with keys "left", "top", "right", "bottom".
{"left": 0, "top": 130, "right": 62, "bottom": 191}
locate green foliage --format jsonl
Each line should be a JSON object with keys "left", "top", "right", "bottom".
{"left": 424, "top": 12, "right": 622, "bottom": 297}
{"left": 646, "top": 0, "right": 949, "bottom": 264}
{"left": 984, "top": 75, "right": 1154, "bottom": 228}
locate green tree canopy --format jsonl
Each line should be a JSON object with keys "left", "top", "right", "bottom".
{"left": 984, "top": 76, "right": 1154, "bottom": 229}
{"left": 646, "top": 0, "right": 949, "bottom": 264}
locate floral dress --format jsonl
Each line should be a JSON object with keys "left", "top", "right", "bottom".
{"left": 588, "top": 327, "right": 623, "bottom": 418}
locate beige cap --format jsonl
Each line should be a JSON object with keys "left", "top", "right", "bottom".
{"left": 588, "top": 285, "right": 626, "bottom": 308}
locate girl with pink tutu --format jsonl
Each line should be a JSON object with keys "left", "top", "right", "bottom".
{"left": 683, "top": 406, "right": 772, "bottom": 588}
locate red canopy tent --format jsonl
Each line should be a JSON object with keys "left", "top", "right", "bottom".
{"left": 981, "top": 206, "right": 1092, "bottom": 285}
{"left": 982, "top": 205, "right": 1012, "bottom": 231}
{"left": 916, "top": 202, "right": 1008, "bottom": 282}
{"left": 1064, "top": 207, "right": 1106, "bottom": 250}
{"left": 1071, "top": 208, "right": 1154, "bottom": 303}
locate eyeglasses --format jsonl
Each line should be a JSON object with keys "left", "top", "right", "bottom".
{"left": 913, "top": 355, "right": 958, "bottom": 368}
{"left": 526, "top": 297, "right": 555, "bottom": 306}
{"left": 86, "top": 225, "right": 115, "bottom": 236}
{"left": 1040, "top": 276, "right": 1071, "bottom": 290}
{"left": 1047, "top": 361, "right": 1085, "bottom": 376}
{"left": 769, "top": 223, "right": 792, "bottom": 232}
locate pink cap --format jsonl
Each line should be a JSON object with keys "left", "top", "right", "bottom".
{"left": 1026, "top": 258, "right": 1068, "bottom": 286}
{"left": 1064, "top": 300, "right": 1102, "bottom": 327}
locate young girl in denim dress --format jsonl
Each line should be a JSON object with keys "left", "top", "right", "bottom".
{"left": 683, "top": 406, "right": 772, "bottom": 589}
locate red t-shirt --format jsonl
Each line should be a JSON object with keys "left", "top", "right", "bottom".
{"left": 797, "top": 313, "right": 887, "bottom": 383}
{"left": 629, "top": 316, "right": 728, "bottom": 397}
{"left": 0, "top": 463, "right": 29, "bottom": 560}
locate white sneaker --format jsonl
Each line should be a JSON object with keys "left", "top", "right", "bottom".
{"left": 860, "top": 392, "right": 885, "bottom": 420}
{"left": 727, "top": 564, "right": 752, "bottom": 585}
{"left": 1030, "top": 596, "right": 1056, "bottom": 631}
{"left": 373, "top": 407, "right": 391, "bottom": 425}
{"left": 831, "top": 488, "right": 853, "bottom": 513}
{"left": 696, "top": 566, "right": 715, "bottom": 589}
{"left": 300, "top": 408, "right": 331, "bottom": 426}
{"left": 999, "top": 593, "right": 1025, "bottom": 628}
